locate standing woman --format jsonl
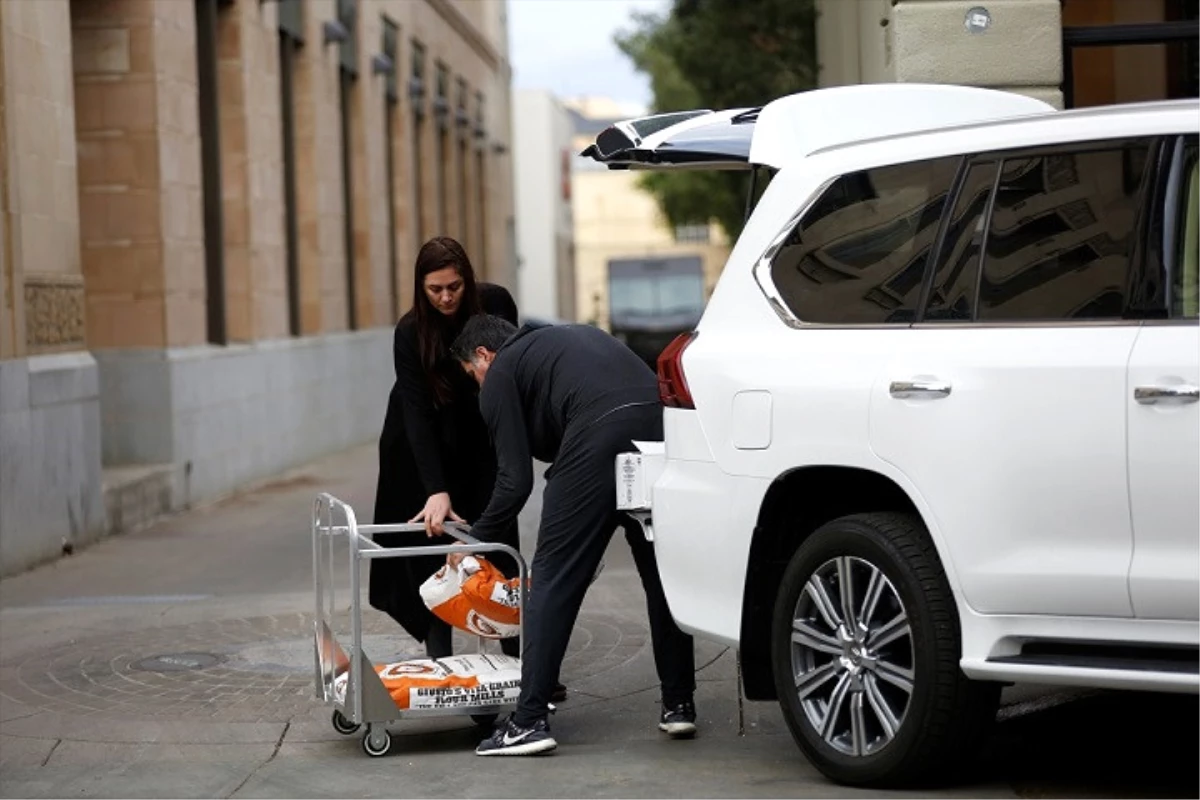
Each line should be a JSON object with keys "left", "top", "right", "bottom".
{"left": 370, "top": 236, "right": 520, "bottom": 659}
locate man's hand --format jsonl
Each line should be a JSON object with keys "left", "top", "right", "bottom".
{"left": 409, "top": 492, "right": 465, "bottom": 537}
{"left": 446, "top": 552, "right": 466, "bottom": 570}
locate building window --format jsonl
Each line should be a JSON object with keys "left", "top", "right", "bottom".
{"left": 673, "top": 223, "right": 710, "bottom": 244}
{"left": 278, "top": 0, "right": 304, "bottom": 336}
{"left": 434, "top": 62, "right": 451, "bottom": 235}
{"left": 382, "top": 17, "right": 400, "bottom": 320}
{"left": 195, "top": 0, "right": 227, "bottom": 345}
{"left": 337, "top": 0, "right": 359, "bottom": 329}
{"left": 456, "top": 76, "right": 470, "bottom": 243}
{"left": 410, "top": 40, "right": 426, "bottom": 244}
{"left": 474, "top": 90, "right": 487, "bottom": 262}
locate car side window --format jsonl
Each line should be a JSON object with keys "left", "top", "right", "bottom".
{"left": 769, "top": 157, "right": 960, "bottom": 324}
{"left": 924, "top": 162, "right": 999, "bottom": 321}
{"left": 974, "top": 142, "right": 1152, "bottom": 322}
{"left": 1171, "top": 138, "right": 1198, "bottom": 320}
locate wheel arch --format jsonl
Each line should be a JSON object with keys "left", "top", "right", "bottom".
{"left": 737, "top": 465, "right": 941, "bottom": 700}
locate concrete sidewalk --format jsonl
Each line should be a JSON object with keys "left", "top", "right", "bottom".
{"left": 0, "top": 444, "right": 1194, "bottom": 798}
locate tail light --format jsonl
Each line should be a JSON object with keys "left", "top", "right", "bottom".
{"left": 656, "top": 331, "right": 697, "bottom": 409}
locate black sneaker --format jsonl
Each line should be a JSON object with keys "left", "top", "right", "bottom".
{"left": 475, "top": 715, "right": 557, "bottom": 756}
{"left": 659, "top": 700, "right": 697, "bottom": 738}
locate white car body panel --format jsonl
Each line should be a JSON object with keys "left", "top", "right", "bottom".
{"left": 751, "top": 84, "right": 1054, "bottom": 169}
{"left": 869, "top": 326, "right": 1139, "bottom": 618}
{"left": 1126, "top": 323, "right": 1200, "bottom": 620}
{"left": 651, "top": 458, "right": 767, "bottom": 645}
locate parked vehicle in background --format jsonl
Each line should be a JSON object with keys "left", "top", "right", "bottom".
{"left": 585, "top": 84, "right": 1200, "bottom": 787}
{"left": 608, "top": 255, "right": 705, "bottom": 369}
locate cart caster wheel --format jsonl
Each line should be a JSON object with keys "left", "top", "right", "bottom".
{"left": 362, "top": 727, "right": 391, "bottom": 757}
{"left": 471, "top": 713, "right": 498, "bottom": 728}
{"left": 331, "top": 710, "right": 359, "bottom": 736}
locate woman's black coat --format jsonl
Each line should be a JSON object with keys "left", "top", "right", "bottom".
{"left": 368, "top": 283, "right": 520, "bottom": 642}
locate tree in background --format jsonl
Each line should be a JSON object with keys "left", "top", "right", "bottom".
{"left": 615, "top": 0, "right": 818, "bottom": 240}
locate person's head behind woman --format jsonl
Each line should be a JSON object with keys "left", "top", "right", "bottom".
{"left": 412, "top": 236, "right": 483, "bottom": 405}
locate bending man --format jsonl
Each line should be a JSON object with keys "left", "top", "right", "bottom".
{"left": 450, "top": 316, "right": 697, "bottom": 756}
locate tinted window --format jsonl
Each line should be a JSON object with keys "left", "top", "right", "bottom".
{"left": 770, "top": 158, "right": 959, "bottom": 324}
{"left": 925, "top": 162, "right": 999, "bottom": 321}
{"left": 1172, "top": 139, "right": 1198, "bottom": 319}
{"left": 976, "top": 143, "right": 1151, "bottom": 322}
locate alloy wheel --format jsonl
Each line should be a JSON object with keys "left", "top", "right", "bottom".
{"left": 788, "top": 555, "right": 914, "bottom": 757}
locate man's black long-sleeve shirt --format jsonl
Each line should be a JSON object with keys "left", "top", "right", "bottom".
{"left": 468, "top": 323, "right": 659, "bottom": 543}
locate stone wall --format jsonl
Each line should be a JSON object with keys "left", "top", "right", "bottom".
{"left": 816, "top": 0, "right": 1065, "bottom": 108}
{"left": 0, "top": 0, "right": 104, "bottom": 575}
{"left": 218, "top": 0, "right": 288, "bottom": 342}
{"left": 0, "top": 354, "right": 103, "bottom": 574}
{"left": 94, "top": 328, "right": 391, "bottom": 511}
{"left": 3, "top": 0, "right": 85, "bottom": 358}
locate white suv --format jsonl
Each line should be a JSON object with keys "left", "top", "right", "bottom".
{"left": 586, "top": 84, "right": 1199, "bottom": 787}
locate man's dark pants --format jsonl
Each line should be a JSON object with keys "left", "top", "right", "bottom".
{"left": 512, "top": 404, "right": 696, "bottom": 727}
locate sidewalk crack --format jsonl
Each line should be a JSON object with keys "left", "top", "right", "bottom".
{"left": 1, "top": 708, "right": 41, "bottom": 725}
{"left": 40, "top": 739, "right": 61, "bottom": 767}
{"left": 695, "top": 646, "right": 730, "bottom": 673}
{"left": 223, "top": 721, "right": 289, "bottom": 799}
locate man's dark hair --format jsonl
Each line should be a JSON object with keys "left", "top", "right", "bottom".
{"left": 451, "top": 314, "right": 518, "bottom": 362}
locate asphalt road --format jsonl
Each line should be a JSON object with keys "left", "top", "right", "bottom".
{"left": 0, "top": 443, "right": 1195, "bottom": 798}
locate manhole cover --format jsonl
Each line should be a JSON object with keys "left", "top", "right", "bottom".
{"left": 131, "top": 652, "right": 224, "bottom": 672}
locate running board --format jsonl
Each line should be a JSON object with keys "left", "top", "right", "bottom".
{"left": 963, "top": 641, "right": 1200, "bottom": 694}
{"left": 989, "top": 641, "right": 1199, "bottom": 674}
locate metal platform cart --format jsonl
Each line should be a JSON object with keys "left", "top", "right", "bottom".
{"left": 312, "top": 492, "right": 526, "bottom": 757}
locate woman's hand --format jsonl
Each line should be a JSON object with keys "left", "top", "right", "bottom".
{"left": 409, "top": 492, "right": 465, "bottom": 537}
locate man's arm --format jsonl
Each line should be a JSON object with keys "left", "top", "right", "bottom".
{"left": 470, "top": 368, "right": 533, "bottom": 543}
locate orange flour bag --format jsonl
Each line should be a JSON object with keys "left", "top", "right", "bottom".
{"left": 459, "top": 557, "right": 521, "bottom": 627}
{"left": 332, "top": 654, "right": 522, "bottom": 711}
{"left": 419, "top": 556, "right": 522, "bottom": 639}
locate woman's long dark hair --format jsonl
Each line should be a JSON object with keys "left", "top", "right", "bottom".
{"left": 412, "top": 236, "right": 482, "bottom": 406}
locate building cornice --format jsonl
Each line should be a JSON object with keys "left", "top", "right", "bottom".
{"left": 424, "top": 0, "right": 501, "bottom": 71}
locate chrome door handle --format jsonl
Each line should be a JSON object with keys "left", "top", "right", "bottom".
{"left": 1134, "top": 384, "right": 1199, "bottom": 405}
{"left": 889, "top": 380, "right": 952, "bottom": 399}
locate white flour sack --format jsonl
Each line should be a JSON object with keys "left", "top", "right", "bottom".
{"left": 418, "top": 556, "right": 521, "bottom": 639}
{"left": 332, "top": 654, "right": 521, "bottom": 711}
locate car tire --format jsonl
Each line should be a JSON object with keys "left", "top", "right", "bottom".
{"left": 771, "top": 512, "right": 999, "bottom": 787}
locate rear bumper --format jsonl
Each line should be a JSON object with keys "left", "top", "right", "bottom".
{"left": 615, "top": 449, "right": 768, "bottom": 646}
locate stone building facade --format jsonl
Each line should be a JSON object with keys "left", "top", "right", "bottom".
{"left": 815, "top": 0, "right": 1197, "bottom": 110}
{"left": 0, "top": 0, "right": 517, "bottom": 576}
